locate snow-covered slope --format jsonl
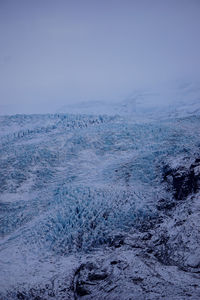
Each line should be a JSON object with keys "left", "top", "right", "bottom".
{"left": 0, "top": 84, "right": 200, "bottom": 299}
{"left": 57, "top": 81, "right": 200, "bottom": 121}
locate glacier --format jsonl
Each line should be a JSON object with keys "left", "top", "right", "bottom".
{"left": 0, "top": 88, "right": 200, "bottom": 299}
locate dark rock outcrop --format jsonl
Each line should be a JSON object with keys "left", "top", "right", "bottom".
{"left": 162, "top": 157, "right": 200, "bottom": 200}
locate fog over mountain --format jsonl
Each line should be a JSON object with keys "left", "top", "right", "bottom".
{"left": 1, "top": 1, "right": 200, "bottom": 300}
{"left": 0, "top": 0, "right": 200, "bottom": 115}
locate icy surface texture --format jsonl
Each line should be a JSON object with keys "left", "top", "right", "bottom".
{"left": 1, "top": 114, "right": 199, "bottom": 252}
{"left": 0, "top": 110, "right": 200, "bottom": 298}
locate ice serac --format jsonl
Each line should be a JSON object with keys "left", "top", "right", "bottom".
{"left": 0, "top": 88, "right": 200, "bottom": 299}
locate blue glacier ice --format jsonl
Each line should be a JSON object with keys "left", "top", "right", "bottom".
{"left": 0, "top": 113, "right": 200, "bottom": 257}
{"left": 0, "top": 96, "right": 200, "bottom": 299}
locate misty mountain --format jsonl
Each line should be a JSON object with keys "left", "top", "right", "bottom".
{"left": 57, "top": 81, "right": 200, "bottom": 120}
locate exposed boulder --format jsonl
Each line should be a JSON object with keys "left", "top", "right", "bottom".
{"left": 162, "top": 157, "right": 200, "bottom": 200}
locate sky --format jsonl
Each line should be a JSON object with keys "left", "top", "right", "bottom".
{"left": 0, "top": 0, "right": 200, "bottom": 114}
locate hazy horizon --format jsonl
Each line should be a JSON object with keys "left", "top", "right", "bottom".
{"left": 0, "top": 0, "right": 200, "bottom": 115}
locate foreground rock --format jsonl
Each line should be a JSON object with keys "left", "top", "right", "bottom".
{"left": 162, "top": 157, "right": 200, "bottom": 200}
{"left": 72, "top": 191, "right": 200, "bottom": 299}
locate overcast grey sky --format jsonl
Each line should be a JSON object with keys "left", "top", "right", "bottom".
{"left": 0, "top": 0, "right": 200, "bottom": 114}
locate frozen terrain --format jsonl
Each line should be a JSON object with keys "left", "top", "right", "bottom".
{"left": 57, "top": 81, "right": 200, "bottom": 120}
{"left": 0, "top": 84, "right": 200, "bottom": 299}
